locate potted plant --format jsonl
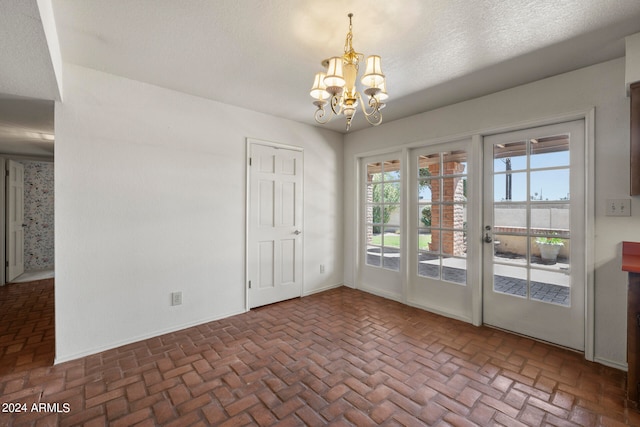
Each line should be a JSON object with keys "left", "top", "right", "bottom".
{"left": 535, "top": 236, "right": 564, "bottom": 263}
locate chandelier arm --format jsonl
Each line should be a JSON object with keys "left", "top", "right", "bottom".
{"left": 314, "top": 104, "right": 332, "bottom": 124}
{"left": 355, "top": 92, "right": 383, "bottom": 126}
{"left": 329, "top": 94, "right": 343, "bottom": 116}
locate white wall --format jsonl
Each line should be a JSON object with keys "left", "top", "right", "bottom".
{"left": 55, "top": 64, "right": 343, "bottom": 362}
{"left": 344, "top": 58, "right": 635, "bottom": 368}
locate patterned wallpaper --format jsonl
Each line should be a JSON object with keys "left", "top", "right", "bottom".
{"left": 22, "top": 161, "right": 54, "bottom": 271}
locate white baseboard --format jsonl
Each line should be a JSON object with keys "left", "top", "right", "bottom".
{"left": 302, "top": 282, "right": 343, "bottom": 297}
{"left": 54, "top": 308, "right": 246, "bottom": 365}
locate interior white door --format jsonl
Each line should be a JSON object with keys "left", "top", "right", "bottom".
{"left": 482, "top": 120, "right": 585, "bottom": 351}
{"left": 248, "top": 142, "right": 303, "bottom": 308}
{"left": 6, "top": 160, "right": 25, "bottom": 281}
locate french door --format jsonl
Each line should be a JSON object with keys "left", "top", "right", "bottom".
{"left": 360, "top": 153, "right": 403, "bottom": 299}
{"left": 482, "top": 120, "right": 585, "bottom": 350}
{"left": 407, "top": 139, "right": 475, "bottom": 321}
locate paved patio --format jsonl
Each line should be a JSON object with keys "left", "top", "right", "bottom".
{"left": 366, "top": 248, "right": 570, "bottom": 306}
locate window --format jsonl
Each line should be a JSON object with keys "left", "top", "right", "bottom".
{"left": 416, "top": 150, "right": 468, "bottom": 284}
{"left": 365, "top": 159, "right": 401, "bottom": 271}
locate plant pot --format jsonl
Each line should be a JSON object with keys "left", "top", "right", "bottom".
{"left": 538, "top": 243, "right": 562, "bottom": 262}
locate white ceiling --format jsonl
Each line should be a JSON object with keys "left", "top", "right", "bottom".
{"left": 3, "top": 0, "right": 640, "bottom": 149}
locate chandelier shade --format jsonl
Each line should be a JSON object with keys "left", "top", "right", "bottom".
{"left": 361, "top": 55, "right": 385, "bottom": 88}
{"left": 309, "top": 72, "right": 329, "bottom": 102}
{"left": 323, "top": 57, "right": 346, "bottom": 91}
{"left": 309, "top": 13, "right": 388, "bottom": 131}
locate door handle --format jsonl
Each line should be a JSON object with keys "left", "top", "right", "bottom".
{"left": 484, "top": 233, "right": 492, "bottom": 243}
{"left": 293, "top": 230, "right": 302, "bottom": 235}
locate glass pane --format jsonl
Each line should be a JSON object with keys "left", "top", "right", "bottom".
{"left": 443, "top": 257, "right": 466, "bottom": 284}
{"left": 443, "top": 150, "right": 468, "bottom": 176}
{"left": 442, "top": 178, "right": 467, "bottom": 203}
{"left": 429, "top": 204, "right": 441, "bottom": 228}
{"left": 365, "top": 223, "right": 381, "bottom": 267}
{"left": 367, "top": 162, "right": 383, "bottom": 181}
{"left": 365, "top": 224, "right": 380, "bottom": 245}
{"left": 364, "top": 205, "right": 379, "bottom": 223}
{"left": 530, "top": 268, "right": 570, "bottom": 306}
{"left": 530, "top": 135, "right": 569, "bottom": 169}
{"left": 494, "top": 172, "right": 526, "bottom": 202}
{"left": 439, "top": 203, "right": 466, "bottom": 232}
{"left": 428, "top": 229, "right": 441, "bottom": 253}
{"left": 441, "top": 231, "right": 466, "bottom": 256}
{"left": 418, "top": 204, "right": 432, "bottom": 228}
{"left": 418, "top": 252, "right": 439, "bottom": 278}
{"left": 370, "top": 206, "right": 383, "bottom": 227}
{"left": 418, "top": 230, "right": 432, "bottom": 250}
{"left": 531, "top": 236, "right": 569, "bottom": 266}
{"left": 383, "top": 182, "right": 401, "bottom": 203}
{"left": 382, "top": 227, "right": 400, "bottom": 248}
{"left": 493, "top": 234, "right": 528, "bottom": 264}
{"left": 530, "top": 204, "right": 569, "bottom": 237}
{"left": 494, "top": 204, "right": 527, "bottom": 231}
{"left": 383, "top": 160, "right": 401, "bottom": 180}
{"left": 418, "top": 180, "right": 432, "bottom": 202}
{"left": 382, "top": 246, "right": 400, "bottom": 271}
{"left": 418, "top": 154, "right": 439, "bottom": 178}
{"left": 493, "top": 265, "right": 527, "bottom": 298}
{"left": 383, "top": 205, "right": 400, "bottom": 225}
{"left": 366, "top": 183, "right": 381, "bottom": 203}
{"left": 530, "top": 169, "right": 570, "bottom": 201}
{"left": 494, "top": 141, "right": 527, "bottom": 172}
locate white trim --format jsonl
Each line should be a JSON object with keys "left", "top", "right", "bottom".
{"left": 406, "top": 298, "right": 473, "bottom": 324}
{"left": 594, "top": 357, "right": 627, "bottom": 372}
{"left": 350, "top": 108, "right": 596, "bottom": 361}
{"left": 245, "top": 138, "right": 305, "bottom": 310}
{"left": 54, "top": 308, "right": 247, "bottom": 364}
{"left": 302, "top": 282, "right": 343, "bottom": 297}
{"left": 584, "top": 108, "right": 596, "bottom": 362}
{"left": 358, "top": 285, "right": 403, "bottom": 303}
{"left": 470, "top": 135, "right": 484, "bottom": 326}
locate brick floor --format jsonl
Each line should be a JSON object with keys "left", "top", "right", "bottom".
{"left": 1, "top": 284, "right": 639, "bottom": 426}
{"left": 0, "top": 279, "right": 54, "bottom": 376}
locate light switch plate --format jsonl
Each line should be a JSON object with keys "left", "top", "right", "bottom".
{"left": 606, "top": 199, "right": 631, "bottom": 216}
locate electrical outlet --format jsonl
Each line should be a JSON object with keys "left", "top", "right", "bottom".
{"left": 606, "top": 199, "right": 631, "bottom": 216}
{"left": 171, "top": 291, "right": 182, "bottom": 306}
{"left": 320, "top": 264, "right": 325, "bottom": 274}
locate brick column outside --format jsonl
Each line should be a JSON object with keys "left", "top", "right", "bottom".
{"left": 429, "top": 161, "right": 466, "bottom": 255}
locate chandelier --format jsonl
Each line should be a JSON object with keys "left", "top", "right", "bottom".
{"left": 309, "top": 13, "right": 388, "bottom": 131}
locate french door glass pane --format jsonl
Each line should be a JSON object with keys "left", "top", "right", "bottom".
{"left": 530, "top": 136, "right": 569, "bottom": 169}
{"left": 494, "top": 141, "right": 527, "bottom": 171}
{"left": 492, "top": 134, "right": 571, "bottom": 306}
{"left": 530, "top": 170, "right": 570, "bottom": 201}
{"left": 494, "top": 172, "right": 527, "bottom": 202}
{"left": 416, "top": 149, "right": 468, "bottom": 285}
{"left": 365, "top": 158, "right": 401, "bottom": 272}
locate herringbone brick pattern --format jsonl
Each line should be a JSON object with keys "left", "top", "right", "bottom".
{"left": 0, "top": 279, "right": 54, "bottom": 376}
{"left": 0, "top": 285, "right": 638, "bottom": 426}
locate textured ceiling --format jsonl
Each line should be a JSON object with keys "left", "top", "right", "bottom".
{"left": 49, "top": 0, "right": 640, "bottom": 133}
{"left": 3, "top": 0, "right": 640, "bottom": 152}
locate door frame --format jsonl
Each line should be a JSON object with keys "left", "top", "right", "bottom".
{"left": 476, "top": 109, "right": 595, "bottom": 361}
{"left": 350, "top": 109, "right": 595, "bottom": 361}
{"left": 245, "top": 138, "right": 304, "bottom": 311}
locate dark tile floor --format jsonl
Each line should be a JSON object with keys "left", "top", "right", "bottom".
{"left": 1, "top": 282, "right": 638, "bottom": 426}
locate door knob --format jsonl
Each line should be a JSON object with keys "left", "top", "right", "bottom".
{"left": 294, "top": 230, "right": 302, "bottom": 235}
{"left": 484, "top": 233, "right": 492, "bottom": 243}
